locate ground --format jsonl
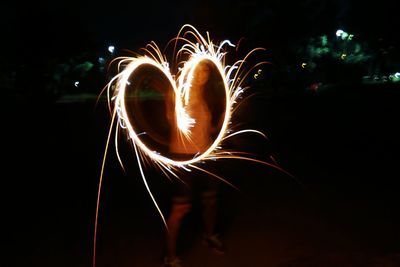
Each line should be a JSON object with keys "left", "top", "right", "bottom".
{"left": 6, "top": 83, "right": 400, "bottom": 267}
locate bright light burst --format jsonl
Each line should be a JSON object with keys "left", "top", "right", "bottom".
{"left": 93, "top": 24, "right": 291, "bottom": 267}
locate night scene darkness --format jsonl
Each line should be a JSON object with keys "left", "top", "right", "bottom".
{"left": 4, "top": 0, "right": 400, "bottom": 266}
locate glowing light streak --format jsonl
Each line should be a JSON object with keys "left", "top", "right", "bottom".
{"left": 93, "top": 24, "right": 292, "bottom": 267}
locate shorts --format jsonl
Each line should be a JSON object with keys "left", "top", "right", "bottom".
{"left": 171, "top": 162, "right": 219, "bottom": 204}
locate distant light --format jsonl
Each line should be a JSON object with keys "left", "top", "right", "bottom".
{"left": 341, "top": 32, "right": 349, "bottom": 40}
{"left": 254, "top": 69, "right": 262, "bottom": 79}
{"left": 301, "top": 63, "right": 307, "bottom": 68}
{"left": 74, "top": 81, "right": 79, "bottom": 87}
{"left": 98, "top": 57, "right": 105, "bottom": 64}
{"left": 336, "top": 29, "right": 344, "bottom": 37}
{"left": 108, "top": 45, "right": 115, "bottom": 53}
{"left": 389, "top": 72, "right": 400, "bottom": 82}
{"left": 336, "top": 29, "right": 350, "bottom": 40}
{"left": 341, "top": 53, "right": 347, "bottom": 60}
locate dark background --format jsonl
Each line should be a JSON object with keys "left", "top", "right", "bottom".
{"left": 5, "top": 0, "right": 400, "bottom": 61}
{"left": 4, "top": 0, "right": 400, "bottom": 266}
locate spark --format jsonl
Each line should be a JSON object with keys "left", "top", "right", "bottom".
{"left": 93, "top": 24, "right": 292, "bottom": 267}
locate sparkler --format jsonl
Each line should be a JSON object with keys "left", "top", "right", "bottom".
{"left": 93, "top": 24, "right": 292, "bottom": 267}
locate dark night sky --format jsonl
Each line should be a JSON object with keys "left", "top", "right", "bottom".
{"left": 4, "top": 0, "right": 399, "bottom": 63}
{"left": 3, "top": 3, "right": 400, "bottom": 266}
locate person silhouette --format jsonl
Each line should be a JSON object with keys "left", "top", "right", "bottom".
{"left": 163, "top": 61, "right": 225, "bottom": 267}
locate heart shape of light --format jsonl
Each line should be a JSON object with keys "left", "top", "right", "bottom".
{"left": 105, "top": 25, "right": 266, "bottom": 171}
{"left": 116, "top": 54, "right": 229, "bottom": 165}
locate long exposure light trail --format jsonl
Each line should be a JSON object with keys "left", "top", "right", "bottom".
{"left": 93, "top": 24, "right": 291, "bottom": 267}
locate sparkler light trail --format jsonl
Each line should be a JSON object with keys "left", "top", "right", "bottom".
{"left": 93, "top": 24, "right": 292, "bottom": 267}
